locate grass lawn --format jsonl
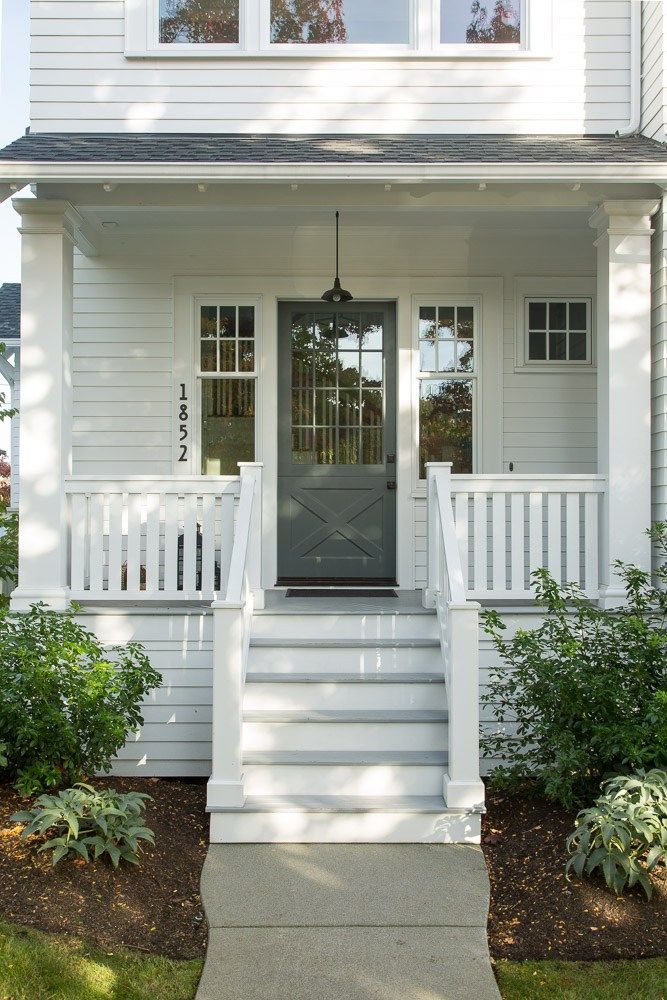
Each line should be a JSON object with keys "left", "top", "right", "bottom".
{"left": 0, "top": 921, "right": 203, "bottom": 1000}
{"left": 496, "top": 957, "right": 667, "bottom": 1000}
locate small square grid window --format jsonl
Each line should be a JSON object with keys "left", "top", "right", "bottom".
{"left": 418, "top": 304, "right": 474, "bottom": 374}
{"left": 526, "top": 300, "right": 590, "bottom": 363}
{"left": 199, "top": 305, "right": 255, "bottom": 374}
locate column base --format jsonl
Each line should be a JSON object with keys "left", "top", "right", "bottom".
{"left": 598, "top": 586, "right": 627, "bottom": 609}
{"left": 206, "top": 778, "right": 246, "bottom": 810}
{"left": 10, "top": 588, "right": 71, "bottom": 612}
{"left": 422, "top": 588, "right": 436, "bottom": 610}
{"left": 444, "top": 775, "right": 485, "bottom": 811}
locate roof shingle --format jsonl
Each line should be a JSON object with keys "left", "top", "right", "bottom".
{"left": 0, "top": 133, "right": 665, "bottom": 165}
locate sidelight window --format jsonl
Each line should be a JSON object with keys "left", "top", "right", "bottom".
{"left": 417, "top": 303, "right": 475, "bottom": 479}
{"left": 198, "top": 303, "right": 256, "bottom": 475}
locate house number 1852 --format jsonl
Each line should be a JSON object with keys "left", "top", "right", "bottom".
{"left": 178, "top": 383, "right": 189, "bottom": 463}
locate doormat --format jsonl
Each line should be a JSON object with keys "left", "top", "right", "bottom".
{"left": 286, "top": 589, "right": 398, "bottom": 598}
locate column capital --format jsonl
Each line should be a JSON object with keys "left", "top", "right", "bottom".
{"left": 588, "top": 199, "right": 661, "bottom": 237}
{"left": 12, "top": 198, "right": 97, "bottom": 256}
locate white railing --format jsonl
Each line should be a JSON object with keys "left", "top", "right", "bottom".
{"left": 65, "top": 476, "right": 240, "bottom": 601}
{"left": 424, "top": 463, "right": 485, "bottom": 813}
{"left": 208, "top": 463, "right": 263, "bottom": 811}
{"left": 450, "top": 474, "right": 605, "bottom": 601}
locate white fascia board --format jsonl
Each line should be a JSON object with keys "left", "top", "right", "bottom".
{"left": 0, "top": 161, "right": 666, "bottom": 185}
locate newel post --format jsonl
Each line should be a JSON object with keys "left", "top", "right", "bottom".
{"left": 423, "top": 462, "right": 452, "bottom": 609}
{"left": 444, "top": 601, "right": 485, "bottom": 811}
{"left": 208, "top": 600, "right": 246, "bottom": 808}
{"left": 239, "top": 462, "right": 265, "bottom": 611}
{"left": 589, "top": 200, "right": 660, "bottom": 606}
{"left": 11, "top": 200, "right": 76, "bottom": 611}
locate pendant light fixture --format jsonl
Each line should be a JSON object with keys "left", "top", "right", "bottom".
{"left": 322, "top": 211, "right": 353, "bottom": 303}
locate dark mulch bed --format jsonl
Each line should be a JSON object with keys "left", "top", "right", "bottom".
{"left": 483, "top": 788, "right": 667, "bottom": 962}
{"left": 0, "top": 777, "right": 209, "bottom": 959}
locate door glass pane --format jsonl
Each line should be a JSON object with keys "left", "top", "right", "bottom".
{"left": 290, "top": 309, "right": 386, "bottom": 467}
{"left": 201, "top": 379, "right": 255, "bottom": 475}
{"left": 160, "top": 0, "right": 240, "bottom": 43}
{"left": 419, "top": 379, "right": 473, "bottom": 479}
{"left": 441, "top": 0, "right": 521, "bottom": 44}
{"left": 271, "top": 0, "right": 410, "bottom": 44}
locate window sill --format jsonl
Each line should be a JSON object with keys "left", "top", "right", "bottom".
{"left": 124, "top": 48, "right": 553, "bottom": 61}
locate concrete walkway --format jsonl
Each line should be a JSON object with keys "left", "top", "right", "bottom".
{"left": 196, "top": 844, "right": 500, "bottom": 1000}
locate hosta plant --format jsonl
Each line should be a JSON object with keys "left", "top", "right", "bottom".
{"left": 12, "top": 783, "right": 155, "bottom": 869}
{"left": 566, "top": 769, "right": 667, "bottom": 899}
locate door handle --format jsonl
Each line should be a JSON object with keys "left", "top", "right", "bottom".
{"left": 387, "top": 481, "right": 397, "bottom": 491}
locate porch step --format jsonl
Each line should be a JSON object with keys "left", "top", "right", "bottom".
{"left": 246, "top": 671, "right": 444, "bottom": 684}
{"left": 243, "top": 709, "right": 448, "bottom": 723}
{"left": 209, "top": 795, "right": 481, "bottom": 843}
{"left": 243, "top": 750, "right": 448, "bottom": 765}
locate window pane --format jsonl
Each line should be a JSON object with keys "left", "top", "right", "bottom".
{"left": 362, "top": 389, "right": 383, "bottom": 426}
{"left": 528, "top": 331, "right": 547, "bottom": 361}
{"left": 315, "top": 428, "right": 336, "bottom": 465}
{"left": 438, "top": 340, "right": 457, "bottom": 373}
{"left": 201, "top": 379, "right": 254, "bottom": 476}
{"left": 337, "top": 314, "right": 359, "bottom": 348}
{"left": 315, "top": 388, "right": 338, "bottom": 425}
{"left": 419, "top": 307, "right": 437, "bottom": 340}
{"left": 569, "top": 330, "right": 588, "bottom": 361}
{"left": 292, "top": 428, "right": 314, "bottom": 464}
{"left": 201, "top": 305, "right": 217, "bottom": 338}
{"left": 339, "top": 389, "right": 361, "bottom": 425}
{"left": 219, "top": 306, "right": 236, "bottom": 338}
{"left": 441, "top": 0, "right": 521, "bottom": 43}
{"left": 338, "top": 352, "right": 361, "bottom": 387}
{"left": 160, "top": 0, "right": 239, "bottom": 44}
{"left": 438, "top": 306, "right": 455, "bottom": 339}
{"left": 457, "top": 340, "right": 474, "bottom": 371}
{"left": 338, "top": 426, "right": 361, "bottom": 465}
{"left": 239, "top": 340, "right": 255, "bottom": 372}
{"left": 420, "top": 340, "right": 436, "bottom": 372}
{"left": 361, "top": 314, "right": 383, "bottom": 350}
{"left": 549, "top": 302, "right": 567, "bottom": 331}
{"left": 528, "top": 301, "right": 547, "bottom": 331}
{"left": 549, "top": 330, "right": 567, "bottom": 361}
{"left": 361, "top": 353, "right": 383, "bottom": 387}
{"left": 201, "top": 339, "right": 217, "bottom": 372}
{"left": 569, "top": 302, "right": 587, "bottom": 331}
{"left": 292, "top": 389, "right": 313, "bottom": 426}
{"left": 271, "top": 0, "right": 410, "bottom": 44}
{"left": 219, "top": 340, "right": 236, "bottom": 372}
{"left": 457, "top": 306, "right": 474, "bottom": 339}
{"left": 419, "top": 379, "right": 473, "bottom": 479}
{"left": 362, "top": 428, "right": 383, "bottom": 465}
{"left": 239, "top": 306, "right": 255, "bottom": 338}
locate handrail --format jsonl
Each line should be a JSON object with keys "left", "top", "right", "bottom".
{"left": 225, "top": 465, "right": 258, "bottom": 604}
{"left": 433, "top": 472, "right": 467, "bottom": 606}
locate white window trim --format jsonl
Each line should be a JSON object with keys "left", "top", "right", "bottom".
{"left": 125, "top": 0, "right": 552, "bottom": 59}
{"left": 412, "top": 284, "right": 506, "bottom": 490}
{"left": 514, "top": 277, "right": 596, "bottom": 373}
{"left": 173, "top": 290, "right": 262, "bottom": 475}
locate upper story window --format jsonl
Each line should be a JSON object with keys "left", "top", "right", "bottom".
{"left": 159, "top": 0, "right": 240, "bottom": 45}
{"left": 126, "top": 0, "right": 550, "bottom": 57}
{"left": 440, "top": 0, "right": 521, "bottom": 45}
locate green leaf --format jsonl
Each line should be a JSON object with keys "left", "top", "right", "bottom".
{"left": 51, "top": 844, "right": 69, "bottom": 865}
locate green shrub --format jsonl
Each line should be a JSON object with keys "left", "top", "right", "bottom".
{"left": 0, "top": 506, "right": 18, "bottom": 601}
{"left": 481, "top": 524, "right": 667, "bottom": 808}
{"left": 566, "top": 769, "right": 667, "bottom": 899}
{"left": 0, "top": 604, "right": 161, "bottom": 793}
{"left": 12, "top": 783, "right": 155, "bottom": 868}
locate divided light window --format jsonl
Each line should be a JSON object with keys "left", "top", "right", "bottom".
{"left": 526, "top": 299, "right": 591, "bottom": 363}
{"left": 440, "top": 0, "right": 521, "bottom": 44}
{"left": 159, "top": 0, "right": 240, "bottom": 44}
{"left": 417, "top": 304, "right": 475, "bottom": 480}
{"left": 199, "top": 304, "right": 256, "bottom": 475}
{"left": 270, "top": 0, "right": 411, "bottom": 45}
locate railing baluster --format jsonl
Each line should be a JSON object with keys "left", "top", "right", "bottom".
{"left": 201, "top": 493, "right": 216, "bottom": 596}
{"left": 70, "top": 493, "right": 87, "bottom": 595}
{"left": 565, "top": 493, "right": 580, "bottom": 585}
{"left": 529, "top": 492, "right": 543, "bottom": 584}
{"left": 89, "top": 494, "right": 105, "bottom": 595}
{"left": 145, "top": 493, "right": 161, "bottom": 594}
{"left": 584, "top": 492, "right": 599, "bottom": 598}
{"left": 547, "top": 493, "right": 562, "bottom": 583}
{"left": 182, "top": 492, "right": 198, "bottom": 595}
{"left": 491, "top": 492, "right": 505, "bottom": 594}
{"left": 126, "top": 492, "right": 142, "bottom": 593}
{"left": 107, "top": 493, "right": 123, "bottom": 594}
{"left": 454, "top": 491, "right": 469, "bottom": 590}
{"left": 163, "top": 493, "right": 178, "bottom": 594}
{"left": 220, "top": 493, "right": 234, "bottom": 595}
{"left": 473, "top": 493, "right": 487, "bottom": 594}
{"left": 510, "top": 493, "right": 525, "bottom": 594}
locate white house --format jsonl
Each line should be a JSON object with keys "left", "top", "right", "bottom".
{"left": 0, "top": 0, "right": 666, "bottom": 844}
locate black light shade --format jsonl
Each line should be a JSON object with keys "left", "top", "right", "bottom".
{"left": 322, "top": 211, "right": 353, "bottom": 303}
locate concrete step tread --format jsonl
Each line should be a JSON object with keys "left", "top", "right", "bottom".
{"left": 210, "top": 795, "right": 459, "bottom": 814}
{"left": 249, "top": 638, "right": 440, "bottom": 649}
{"left": 243, "top": 709, "right": 449, "bottom": 723}
{"left": 246, "top": 672, "right": 444, "bottom": 684}
{"left": 243, "top": 750, "right": 449, "bottom": 765}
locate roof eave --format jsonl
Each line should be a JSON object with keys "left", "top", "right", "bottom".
{"left": 1, "top": 160, "right": 667, "bottom": 191}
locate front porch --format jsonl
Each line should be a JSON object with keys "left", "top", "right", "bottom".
{"left": 5, "top": 174, "right": 660, "bottom": 840}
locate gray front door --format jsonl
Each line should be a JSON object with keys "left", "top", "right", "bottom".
{"left": 277, "top": 303, "right": 397, "bottom": 583}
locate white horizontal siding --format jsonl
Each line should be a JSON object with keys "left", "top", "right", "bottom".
{"left": 29, "top": 0, "right": 632, "bottom": 134}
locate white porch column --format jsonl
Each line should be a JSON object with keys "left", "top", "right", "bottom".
{"left": 10, "top": 200, "right": 76, "bottom": 611}
{"left": 589, "top": 200, "right": 660, "bottom": 605}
